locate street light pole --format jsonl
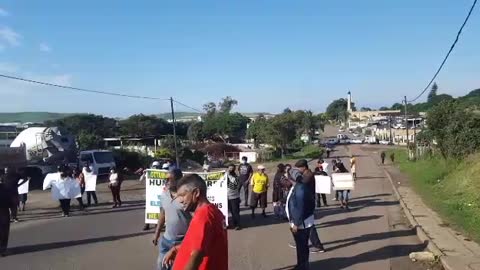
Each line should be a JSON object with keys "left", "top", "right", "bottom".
{"left": 170, "top": 97, "right": 180, "bottom": 167}
{"left": 404, "top": 96, "right": 409, "bottom": 147}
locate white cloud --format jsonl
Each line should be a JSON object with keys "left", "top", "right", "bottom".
{"left": 39, "top": 42, "right": 51, "bottom": 52}
{"left": 0, "top": 8, "right": 8, "bottom": 17}
{"left": 0, "top": 25, "right": 21, "bottom": 47}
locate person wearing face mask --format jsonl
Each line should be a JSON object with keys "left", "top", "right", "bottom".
{"left": 108, "top": 167, "right": 123, "bottom": 208}
{"left": 152, "top": 169, "right": 191, "bottom": 270}
{"left": 162, "top": 174, "right": 228, "bottom": 270}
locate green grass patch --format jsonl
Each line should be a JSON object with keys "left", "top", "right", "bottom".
{"left": 390, "top": 149, "right": 480, "bottom": 242}
{"left": 291, "top": 145, "right": 325, "bottom": 159}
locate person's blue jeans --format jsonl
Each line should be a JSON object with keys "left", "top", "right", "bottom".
{"left": 157, "top": 236, "right": 183, "bottom": 270}
{"left": 339, "top": 190, "right": 350, "bottom": 202}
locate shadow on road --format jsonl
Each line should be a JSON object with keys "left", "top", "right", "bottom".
{"left": 323, "top": 228, "right": 417, "bottom": 252}
{"left": 237, "top": 213, "right": 287, "bottom": 228}
{"left": 314, "top": 198, "right": 399, "bottom": 219}
{"left": 309, "top": 242, "right": 427, "bottom": 270}
{"left": 273, "top": 242, "right": 427, "bottom": 270}
{"left": 316, "top": 215, "right": 383, "bottom": 229}
{"left": 7, "top": 231, "right": 152, "bottom": 256}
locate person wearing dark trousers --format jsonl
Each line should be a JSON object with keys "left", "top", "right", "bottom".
{"left": 0, "top": 181, "right": 12, "bottom": 257}
{"left": 82, "top": 164, "right": 98, "bottom": 207}
{"left": 313, "top": 162, "right": 329, "bottom": 207}
{"left": 293, "top": 160, "right": 325, "bottom": 253}
{"left": 108, "top": 168, "right": 122, "bottom": 208}
{"left": 73, "top": 168, "right": 85, "bottom": 210}
{"left": 238, "top": 156, "right": 253, "bottom": 207}
{"left": 59, "top": 199, "right": 71, "bottom": 217}
{"left": 286, "top": 167, "right": 316, "bottom": 270}
{"left": 1, "top": 167, "right": 26, "bottom": 223}
{"left": 226, "top": 164, "right": 241, "bottom": 230}
{"left": 381, "top": 152, "right": 386, "bottom": 165}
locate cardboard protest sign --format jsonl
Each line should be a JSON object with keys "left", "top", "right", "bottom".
{"left": 315, "top": 175, "right": 332, "bottom": 194}
{"left": 144, "top": 169, "right": 169, "bottom": 224}
{"left": 144, "top": 170, "right": 228, "bottom": 225}
{"left": 84, "top": 173, "right": 98, "bottom": 192}
{"left": 332, "top": 173, "right": 355, "bottom": 190}
{"left": 18, "top": 179, "right": 29, "bottom": 195}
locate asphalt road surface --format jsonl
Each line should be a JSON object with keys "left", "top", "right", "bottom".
{"left": 2, "top": 127, "right": 427, "bottom": 270}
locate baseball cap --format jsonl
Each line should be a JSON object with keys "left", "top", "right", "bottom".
{"left": 257, "top": 165, "right": 266, "bottom": 170}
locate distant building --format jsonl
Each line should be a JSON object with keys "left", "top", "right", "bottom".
{"left": 0, "top": 125, "right": 21, "bottom": 148}
{"left": 346, "top": 91, "right": 401, "bottom": 126}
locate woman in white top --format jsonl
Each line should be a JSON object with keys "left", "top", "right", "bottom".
{"left": 108, "top": 167, "right": 122, "bottom": 208}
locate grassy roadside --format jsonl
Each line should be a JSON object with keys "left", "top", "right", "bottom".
{"left": 389, "top": 149, "right": 480, "bottom": 242}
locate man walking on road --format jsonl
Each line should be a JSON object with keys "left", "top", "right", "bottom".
{"left": 0, "top": 180, "right": 13, "bottom": 256}
{"left": 153, "top": 169, "right": 191, "bottom": 270}
{"left": 313, "top": 162, "right": 328, "bottom": 207}
{"left": 293, "top": 160, "right": 325, "bottom": 254}
{"left": 162, "top": 174, "right": 228, "bottom": 270}
{"left": 238, "top": 156, "right": 253, "bottom": 207}
{"left": 381, "top": 151, "right": 386, "bottom": 165}
{"left": 286, "top": 168, "right": 316, "bottom": 270}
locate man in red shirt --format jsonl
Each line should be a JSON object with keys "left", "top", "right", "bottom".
{"left": 162, "top": 174, "right": 228, "bottom": 270}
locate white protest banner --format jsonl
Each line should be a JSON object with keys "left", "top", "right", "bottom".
{"left": 145, "top": 169, "right": 169, "bottom": 224}
{"left": 188, "top": 171, "right": 228, "bottom": 226}
{"left": 315, "top": 175, "right": 331, "bottom": 194}
{"left": 84, "top": 173, "right": 98, "bottom": 192}
{"left": 332, "top": 173, "right": 355, "bottom": 190}
{"left": 43, "top": 173, "right": 60, "bottom": 190}
{"left": 50, "top": 178, "right": 81, "bottom": 200}
{"left": 144, "top": 170, "right": 228, "bottom": 225}
{"left": 18, "top": 179, "right": 30, "bottom": 195}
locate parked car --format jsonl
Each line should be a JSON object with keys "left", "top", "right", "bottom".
{"left": 379, "top": 140, "right": 391, "bottom": 145}
{"left": 349, "top": 139, "right": 364, "bottom": 144}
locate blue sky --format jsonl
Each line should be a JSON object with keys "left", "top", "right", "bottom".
{"left": 0, "top": 0, "right": 479, "bottom": 117}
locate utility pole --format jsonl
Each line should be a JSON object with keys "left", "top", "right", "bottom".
{"left": 170, "top": 97, "right": 180, "bottom": 167}
{"left": 389, "top": 115, "right": 393, "bottom": 144}
{"left": 404, "top": 96, "right": 410, "bottom": 152}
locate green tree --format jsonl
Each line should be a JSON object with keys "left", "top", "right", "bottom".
{"left": 77, "top": 131, "right": 103, "bottom": 150}
{"left": 247, "top": 115, "right": 268, "bottom": 147}
{"left": 326, "top": 98, "right": 355, "bottom": 122}
{"left": 218, "top": 96, "right": 238, "bottom": 113}
{"left": 187, "top": 122, "right": 205, "bottom": 143}
{"left": 120, "top": 114, "right": 170, "bottom": 137}
{"left": 427, "top": 82, "right": 438, "bottom": 103}
{"left": 360, "top": 107, "right": 372, "bottom": 112}
{"left": 379, "top": 106, "right": 390, "bottom": 111}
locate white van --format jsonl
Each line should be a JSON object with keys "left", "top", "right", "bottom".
{"left": 79, "top": 150, "right": 116, "bottom": 175}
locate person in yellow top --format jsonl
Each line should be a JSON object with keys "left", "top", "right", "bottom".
{"left": 350, "top": 156, "right": 357, "bottom": 180}
{"left": 250, "top": 165, "right": 269, "bottom": 219}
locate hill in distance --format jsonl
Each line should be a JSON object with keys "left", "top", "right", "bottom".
{"left": 0, "top": 112, "right": 77, "bottom": 123}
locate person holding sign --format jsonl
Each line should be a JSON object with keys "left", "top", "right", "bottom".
{"left": 44, "top": 165, "right": 81, "bottom": 217}
{"left": 83, "top": 164, "right": 98, "bottom": 207}
{"left": 163, "top": 174, "right": 228, "bottom": 270}
{"left": 250, "top": 165, "right": 269, "bottom": 219}
{"left": 17, "top": 168, "right": 30, "bottom": 212}
{"left": 313, "top": 162, "right": 329, "bottom": 208}
{"left": 153, "top": 169, "right": 191, "bottom": 270}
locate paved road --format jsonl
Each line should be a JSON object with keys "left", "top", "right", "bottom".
{"left": 2, "top": 128, "right": 427, "bottom": 270}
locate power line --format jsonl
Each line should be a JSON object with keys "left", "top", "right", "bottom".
{"left": 408, "top": 0, "right": 478, "bottom": 103}
{"left": 0, "top": 73, "right": 170, "bottom": 100}
{"left": 172, "top": 99, "right": 203, "bottom": 113}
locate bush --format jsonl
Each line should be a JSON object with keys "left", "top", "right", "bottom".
{"left": 154, "top": 148, "right": 173, "bottom": 159}
{"left": 292, "top": 145, "right": 324, "bottom": 159}
{"left": 113, "top": 149, "right": 152, "bottom": 171}
{"left": 181, "top": 148, "right": 205, "bottom": 164}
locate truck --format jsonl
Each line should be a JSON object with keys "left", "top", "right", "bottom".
{"left": 1, "top": 127, "right": 116, "bottom": 188}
